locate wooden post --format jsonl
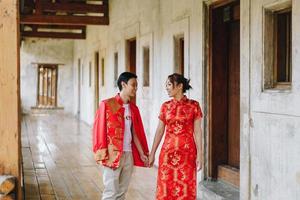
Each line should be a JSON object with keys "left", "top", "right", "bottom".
{"left": 0, "top": 0, "right": 21, "bottom": 200}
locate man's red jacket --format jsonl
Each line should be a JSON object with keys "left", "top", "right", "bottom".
{"left": 93, "top": 94, "right": 149, "bottom": 169}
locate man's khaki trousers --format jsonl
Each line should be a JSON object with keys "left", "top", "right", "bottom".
{"left": 102, "top": 152, "right": 134, "bottom": 200}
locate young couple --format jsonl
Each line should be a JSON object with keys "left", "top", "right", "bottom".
{"left": 93, "top": 72, "right": 203, "bottom": 200}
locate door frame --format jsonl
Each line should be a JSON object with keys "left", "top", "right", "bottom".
{"left": 203, "top": 0, "right": 240, "bottom": 183}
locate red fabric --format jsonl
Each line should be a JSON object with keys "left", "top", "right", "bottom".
{"left": 156, "top": 96, "right": 202, "bottom": 200}
{"left": 93, "top": 94, "right": 149, "bottom": 169}
{"left": 93, "top": 101, "right": 108, "bottom": 156}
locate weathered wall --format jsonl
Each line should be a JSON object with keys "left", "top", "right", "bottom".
{"left": 21, "top": 38, "right": 74, "bottom": 114}
{"left": 246, "top": 0, "right": 300, "bottom": 199}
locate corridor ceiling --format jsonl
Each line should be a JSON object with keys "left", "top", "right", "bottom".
{"left": 20, "top": 0, "right": 109, "bottom": 39}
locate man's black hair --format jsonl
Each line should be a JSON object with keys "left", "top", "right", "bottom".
{"left": 117, "top": 72, "right": 137, "bottom": 91}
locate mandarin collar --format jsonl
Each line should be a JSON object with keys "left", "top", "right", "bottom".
{"left": 171, "top": 95, "right": 187, "bottom": 104}
{"left": 115, "top": 94, "right": 124, "bottom": 106}
{"left": 115, "top": 93, "right": 131, "bottom": 106}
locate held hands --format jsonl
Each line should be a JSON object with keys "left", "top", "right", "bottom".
{"left": 140, "top": 153, "right": 155, "bottom": 168}
{"left": 140, "top": 154, "right": 149, "bottom": 167}
{"left": 148, "top": 153, "right": 155, "bottom": 168}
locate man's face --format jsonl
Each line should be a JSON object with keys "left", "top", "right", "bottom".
{"left": 122, "top": 78, "right": 138, "bottom": 97}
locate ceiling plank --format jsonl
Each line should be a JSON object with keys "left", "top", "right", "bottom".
{"left": 27, "top": 25, "right": 86, "bottom": 30}
{"left": 20, "top": 15, "right": 109, "bottom": 25}
{"left": 41, "top": 2, "right": 108, "bottom": 15}
{"left": 21, "top": 31, "right": 86, "bottom": 40}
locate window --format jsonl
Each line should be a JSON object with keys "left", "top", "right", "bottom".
{"left": 143, "top": 46, "right": 150, "bottom": 87}
{"left": 174, "top": 35, "right": 184, "bottom": 75}
{"left": 264, "top": 5, "right": 292, "bottom": 89}
{"left": 275, "top": 10, "right": 291, "bottom": 83}
{"left": 101, "top": 58, "right": 105, "bottom": 86}
{"left": 37, "top": 64, "right": 58, "bottom": 107}
{"left": 114, "top": 52, "right": 118, "bottom": 87}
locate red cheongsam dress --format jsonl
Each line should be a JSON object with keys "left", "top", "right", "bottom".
{"left": 156, "top": 96, "right": 203, "bottom": 200}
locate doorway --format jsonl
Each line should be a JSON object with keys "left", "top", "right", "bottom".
{"left": 126, "top": 38, "right": 137, "bottom": 103}
{"left": 207, "top": 0, "right": 240, "bottom": 187}
{"left": 94, "top": 52, "right": 100, "bottom": 114}
{"left": 77, "top": 59, "right": 81, "bottom": 117}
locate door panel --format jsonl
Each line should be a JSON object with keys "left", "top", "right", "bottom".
{"left": 228, "top": 21, "right": 240, "bottom": 168}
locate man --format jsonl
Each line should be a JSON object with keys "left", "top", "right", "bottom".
{"left": 93, "top": 72, "right": 149, "bottom": 200}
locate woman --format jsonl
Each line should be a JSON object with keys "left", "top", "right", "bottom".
{"left": 149, "top": 73, "right": 203, "bottom": 200}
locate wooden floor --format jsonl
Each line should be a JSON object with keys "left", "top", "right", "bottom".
{"left": 22, "top": 114, "right": 157, "bottom": 200}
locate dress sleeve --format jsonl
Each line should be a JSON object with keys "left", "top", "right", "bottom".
{"left": 158, "top": 103, "right": 167, "bottom": 124}
{"left": 194, "top": 102, "right": 203, "bottom": 120}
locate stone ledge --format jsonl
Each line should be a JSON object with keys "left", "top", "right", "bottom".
{"left": 198, "top": 180, "right": 239, "bottom": 200}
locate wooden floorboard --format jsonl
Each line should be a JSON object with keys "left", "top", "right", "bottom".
{"left": 22, "top": 114, "right": 157, "bottom": 200}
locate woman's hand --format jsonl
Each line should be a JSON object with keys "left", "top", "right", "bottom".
{"left": 196, "top": 156, "right": 202, "bottom": 171}
{"left": 149, "top": 153, "right": 155, "bottom": 167}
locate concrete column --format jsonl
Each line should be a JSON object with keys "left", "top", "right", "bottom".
{"left": 240, "top": 0, "right": 251, "bottom": 199}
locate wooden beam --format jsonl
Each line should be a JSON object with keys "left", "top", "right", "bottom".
{"left": 20, "top": 15, "right": 109, "bottom": 25}
{"left": 27, "top": 25, "right": 86, "bottom": 30}
{"left": 0, "top": 0, "right": 21, "bottom": 200}
{"left": 35, "top": 0, "right": 42, "bottom": 15}
{"left": 22, "top": 31, "right": 86, "bottom": 39}
{"left": 41, "top": 2, "right": 108, "bottom": 15}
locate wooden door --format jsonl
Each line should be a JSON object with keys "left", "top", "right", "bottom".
{"left": 228, "top": 20, "right": 240, "bottom": 168}
{"left": 94, "top": 52, "right": 100, "bottom": 114}
{"left": 209, "top": 1, "right": 240, "bottom": 187}
{"left": 128, "top": 39, "right": 136, "bottom": 73}
{"left": 126, "top": 38, "right": 137, "bottom": 103}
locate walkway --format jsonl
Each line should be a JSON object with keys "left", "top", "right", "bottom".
{"left": 22, "top": 113, "right": 157, "bottom": 200}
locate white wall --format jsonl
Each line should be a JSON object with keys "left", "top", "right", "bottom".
{"left": 21, "top": 38, "right": 74, "bottom": 114}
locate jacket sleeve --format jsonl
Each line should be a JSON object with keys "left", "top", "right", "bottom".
{"left": 93, "top": 101, "right": 108, "bottom": 162}
{"left": 133, "top": 107, "right": 149, "bottom": 155}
